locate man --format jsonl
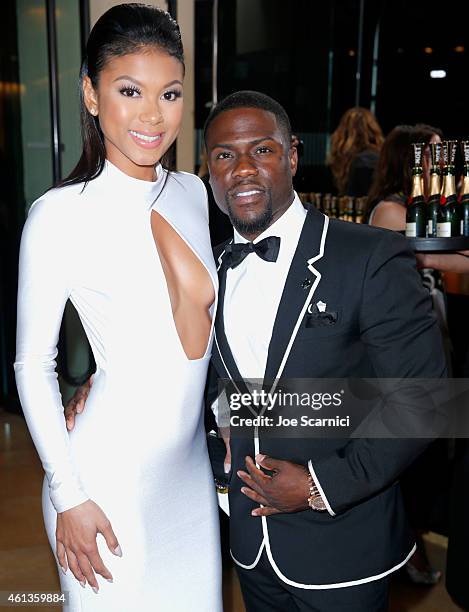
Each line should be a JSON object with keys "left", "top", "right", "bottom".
{"left": 203, "top": 91, "right": 446, "bottom": 612}
{"left": 68, "top": 92, "right": 446, "bottom": 611}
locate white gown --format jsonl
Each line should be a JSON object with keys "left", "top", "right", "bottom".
{"left": 14, "top": 161, "right": 223, "bottom": 611}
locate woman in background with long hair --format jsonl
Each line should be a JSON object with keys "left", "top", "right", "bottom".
{"left": 367, "top": 124, "right": 443, "bottom": 229}
{"left": 328, "top": 106, "right": 384, "bottom": 197}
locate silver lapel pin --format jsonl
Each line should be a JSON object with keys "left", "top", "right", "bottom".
{"left": 317, "top": 301, "right": 327, "bottom": 312}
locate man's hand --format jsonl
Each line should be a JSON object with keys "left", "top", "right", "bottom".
{"left": 56, "top": 499, "right": 122, "bottom": 592}
{"left": 65, "top": 377, "right": 93, "bottom": 431}
{"left": 237, "top": 454, "right": 310, "bottom": 516}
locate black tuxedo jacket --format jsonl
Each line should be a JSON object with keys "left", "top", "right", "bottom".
{"left": 208, "top": 204, "right": 446, "bottom": 588}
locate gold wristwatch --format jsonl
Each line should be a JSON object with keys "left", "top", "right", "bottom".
{"left": 307, "top": 473, "right": 327, "bottom": 511}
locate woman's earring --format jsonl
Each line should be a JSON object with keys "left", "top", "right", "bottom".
{"left": 90, "top": 107, "right": 97, "bottom": 116}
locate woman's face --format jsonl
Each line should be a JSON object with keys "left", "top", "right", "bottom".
{"left": 83, "top": 48, "right": 184, "bottom": 181}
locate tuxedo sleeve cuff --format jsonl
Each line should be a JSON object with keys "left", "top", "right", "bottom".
{"left": 308, "top": 460, "right": 336, "bottom": 517}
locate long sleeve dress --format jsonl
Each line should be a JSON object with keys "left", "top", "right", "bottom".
{"left": 14, "top": 160, "right": 223, "bottom": 611}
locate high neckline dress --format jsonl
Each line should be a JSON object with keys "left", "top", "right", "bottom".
{"left": 14, "top": 161, "right": 223, "bottom": 611}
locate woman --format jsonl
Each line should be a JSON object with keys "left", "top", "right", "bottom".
{"left": 367, "top": 124, "right": 443, "bottom": 229}
{"left": 14, "top": 5, "right": 222, "bottom": 610}
{"left": 327, "top": 107, "right": 384, "bottom": 197}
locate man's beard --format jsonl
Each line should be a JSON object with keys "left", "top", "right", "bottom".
{"left": 225, "top": 192, "right": 273, "bottom": 236}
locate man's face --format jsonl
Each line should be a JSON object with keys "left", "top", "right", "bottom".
{"left": 206, "top": 107, "right": 298, "bottom": 239}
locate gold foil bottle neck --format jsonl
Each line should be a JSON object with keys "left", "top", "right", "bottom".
{"left": 429, "top": 171, "right": 440, "bottom": 197}
{"left": 441, "top": 172, "right": 456, "bottom": 199}
{"left": 410, "top": 172, "right": 424, "bottom": 199}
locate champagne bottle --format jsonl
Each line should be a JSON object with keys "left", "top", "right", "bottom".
{"left": 338, "top": 196, "right": 347, "bottom": 220}
{"left": 355, "top": 197, "right": 366, "bottom": 223}
{"left": 426, "top": 142, "right": 441, "bottom": 237}
{"left": 322, "top": 193, "right": 332, "bottom": 217}
{"left": 460, "top": 141, "right": 469, "bottom": 237}
{"left": 310, "top": 193, "right": 322, "bottom": 210}
{"left": 405, "top": 143, "right": 426, "bottom": 237}
{"left": 437, "top": 140, "right": 459, "bottom": 237}
{"left": 345, "top": 196, "right": 355, "bottom": 222}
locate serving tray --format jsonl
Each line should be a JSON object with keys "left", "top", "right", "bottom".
{"left": 405, "top": 236, "right": 469, "bottom": 252}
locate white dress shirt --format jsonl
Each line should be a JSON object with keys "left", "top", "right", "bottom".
{"left": 224, "top": 194, "right": 306, "bottom": 380}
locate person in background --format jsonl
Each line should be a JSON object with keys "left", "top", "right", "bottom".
{"left": 367, "top": 122, "right": 447, "bottom": 586}
{"left": 366, "top": 124, "right": 443, "bottom": 230}
{"left": 327, "top": 107, "right": 384, "bottom": 197}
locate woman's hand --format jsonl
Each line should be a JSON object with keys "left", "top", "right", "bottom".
{"left": 56, "top": 500, "right": 122, "bottom": 592}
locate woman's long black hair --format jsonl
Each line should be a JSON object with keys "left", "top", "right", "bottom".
{"left": 58, "top": 3, "right": 184, "bottom": 188}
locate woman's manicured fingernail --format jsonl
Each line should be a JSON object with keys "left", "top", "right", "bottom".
{"left": 106, "top": 578, "right": 113, "bottom": 583}
{"left": 256, "top": 454, "right": 265, "bottom": 463}
{"left": 224, "top": 462, "right": 231, "bottom": 474}
{"left": 92, "top": 586, "right": 99, "bottom": 594}
{"left": 60, "top": 566, "right": 67, "bottom": 575}
{"left": 79, "top": 580, "right": 86, "bottom": 588}
{"left": 113, "top": 545, "right": 122, "bottom": 557}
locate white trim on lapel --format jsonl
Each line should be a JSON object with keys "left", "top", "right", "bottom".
{"left": 214, "top": 240, "right": 246, "bottom": 396}
{"left": 230, "top": 214, "right": 331, "bottom": 572}
{"left": 216, "top": 240, "right": 232, "bottom": 270}
{"left": 259, "top": 213, "right": 330, "bottom": 414}
{"left": 213, "top": 333, "right": 243, "bottom": 396}
{"left": 273, "top": 213, "right": 329, "bottom": 382}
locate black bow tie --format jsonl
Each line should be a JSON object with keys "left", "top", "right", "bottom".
{"left": 224, "top": 236, "right": 281, "bottom": 269}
